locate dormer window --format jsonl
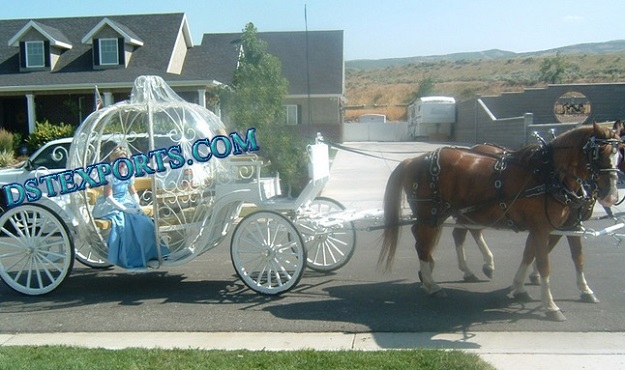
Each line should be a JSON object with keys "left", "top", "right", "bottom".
{"left": 8, "top": 20, "right": 71, "bottom": 72}
{"left": 82, "top": 18, "right": 143, "bottom": 69}
{"left": 25, "top": 41, "right": 46, "bottom": 68}
{"left": 99, "top": 38, "right": 119, "bottom": 65}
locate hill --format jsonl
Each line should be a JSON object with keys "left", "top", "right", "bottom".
{"left": 346, "top": 40, "right": 625, "bottom": 69}
{"left": 344, "top": 40, "right": 625, "bottom": 121}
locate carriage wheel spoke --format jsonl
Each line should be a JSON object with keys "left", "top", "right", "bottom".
{"left": 37, "top": 227, "right": 64, "bottom": 245}
{"left": 28, "top": 211, "right": 39, "bottom": 238}
{"left": 34, "top": 254, "right": 57, "bottom": 283}
{"left": 2, "top": 253, "right": 29, "bottom": 273}
{"left": 0, "top": 238, "right": 27, "bottom": 250}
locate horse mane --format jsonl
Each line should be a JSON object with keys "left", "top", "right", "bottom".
{"left": 493, "top": 125, "right": 606, "bottom": 168}
{"left": 546, "top": 124, "right": 616, "bottom": 179}
{"left": 508, "top": 143, "right": 542, "bottom": 164}
{"left": 550, "top": 125, "right": 595, "bottom": 149}
{"left": 613, "top": 119, "right": 624, "bottom": 137}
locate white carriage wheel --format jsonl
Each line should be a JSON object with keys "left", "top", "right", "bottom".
{"left": 75, "top": 242, "right": 112, "bottom": 269}
{"left": 298, "top": 197, "right": 356, "bottom": 272}
{"left": 231, "top": 210, "right": 306, "bottom": 295}
{"left": 0, "top": 204, "right": 74, "bottom": 295}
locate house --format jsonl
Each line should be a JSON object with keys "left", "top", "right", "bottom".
{"left": 0, "top": 13, "right": 345, "bottom": 141}
{"left": 185, "top": 30, "right": 345, "bottom": 141}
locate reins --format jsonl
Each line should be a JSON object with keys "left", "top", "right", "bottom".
{"left": 320, "top": 140, "right": 414, "bottom": 162}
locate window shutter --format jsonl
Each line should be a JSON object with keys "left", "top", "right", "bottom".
{"left": 118, "top": 38, "right": 125, "bottom": 65}
{"left": 19, "top": 41, "right": 26, "bottom": 68}
{"left": 93, "top": 39, "right": 100, "bottom": 66}
{"left": 44, "top": 41, "right": 50, "bottom": 67}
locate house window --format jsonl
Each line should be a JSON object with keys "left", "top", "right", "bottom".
{"left": 25, "top": 41, "right": 45, "bottom": 68}
{"left": 285, "top": 105, "right": 299, "bottom": 125}
{"left": 99, "top": 38, "right": 119, "bottom": 65}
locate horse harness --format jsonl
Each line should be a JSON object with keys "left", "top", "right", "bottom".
{"left": 409, "top": 136, "right": 621, "bottom": 230}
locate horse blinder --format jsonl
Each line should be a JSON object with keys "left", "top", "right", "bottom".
{"left": 583, "top": 137, "right": 621, "bottom": 175}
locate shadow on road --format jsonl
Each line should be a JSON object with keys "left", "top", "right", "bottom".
{"left": 0, "top": 267, "right": 277, "bottom": 313}
{"left": 263, "top": 279, "right": 552, "bottom": 348}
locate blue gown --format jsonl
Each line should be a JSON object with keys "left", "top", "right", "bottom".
{"left": 92, "top": 176, "right": 163, "bottom": 269}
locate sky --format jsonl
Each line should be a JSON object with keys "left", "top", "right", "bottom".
{"left": 2, "top": 0, "right": 625, "bottom": 61}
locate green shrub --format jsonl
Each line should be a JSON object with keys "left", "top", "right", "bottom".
{"left": 0, "top": 128, "right": 13, "bottom": 153}
{"left": 25, "top": 120, "right": 76, "bottom": 153}
{"left": 0, "top": 150, "right": 15, "bottom": 167}
{"left": 12, "top": 132, "right": 23, "bottom": 154}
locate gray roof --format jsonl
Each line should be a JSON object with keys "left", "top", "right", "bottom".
{"left": 30, "top": 21, "right": 72, "bottom": 48}
{"left": 0, "top": 13, "right": 344, "bottom": 96}
{"left": 185, "top": 30, "right": 344, "bottom": 95}
{"left": 0, "top": 13, "right": 198, "bottom": 89}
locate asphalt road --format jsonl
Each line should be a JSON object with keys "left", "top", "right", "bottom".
{"left": 2, "top": 142, "right": 625, "bottom": 334}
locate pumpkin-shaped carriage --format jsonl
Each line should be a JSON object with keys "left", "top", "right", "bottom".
{"left": 0, "top": 76, "right": 355, "bottom": 296}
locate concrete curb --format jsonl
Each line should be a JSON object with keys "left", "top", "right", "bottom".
{"left": 2, "top": 331, "right": 625, "bottom": 369}
{"left": 3, "top": 331, "right": 625, "bottom": 352}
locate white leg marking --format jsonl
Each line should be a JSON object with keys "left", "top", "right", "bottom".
{"left": 577, "top": 271, "right": 594, "bottom": 295}
{"left": 455, "top": 241, "right": 474, "bottom": 278}
{"left": 474, "top": 232, "right": 495, "bottom": 272}
{"left": 419, "top": 260, "right": 441, "bottom": 294}
{"left": 540, "top": 274, "right": 560, "bottom": 312}
{"left": 512, "top": 262, "right": 530, "bottom": 294}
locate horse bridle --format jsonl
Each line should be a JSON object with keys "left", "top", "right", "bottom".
{"left": 549, "top": 137, "right": 621, "bottom": 200}
{"left": 582, "top": 137, "right": 622, "bottom": 178}
{"left": 584, "top": 137, "right": 624, "bottom": 201}
{"left": 542, "top": 136, "right": 622, "bottom": 229}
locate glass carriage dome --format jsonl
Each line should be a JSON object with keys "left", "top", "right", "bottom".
{"left": 68, "top": 75, "right": 235, "bottom": 266}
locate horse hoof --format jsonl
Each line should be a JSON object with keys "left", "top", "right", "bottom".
{"left": 528, "top": 275, "right": 540, "bottom": 285}
{"left": 418, "top": 271, "right": 423, "bottom": 282}
{"left": 463, "top": 274, "right": 480, "bottom": 283}
{"left": 482, "top": 266, "right": 494, "bottom": 279}
{"left": 545, "top": 310, "right": 567, "bottom": 322}
{"left": 513, "top": 291, "right": 532, "bottom": 302}
{"left": 581, "top": 293, "right": 600, "bottom": 304}
{"left": 430, "top": 289, "right": 447, "bottom": 298}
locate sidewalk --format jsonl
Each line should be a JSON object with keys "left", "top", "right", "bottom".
{"left": 2, "top": 331, "right": 625, "bottom": 369}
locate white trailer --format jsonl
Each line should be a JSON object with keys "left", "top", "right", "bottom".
{"left": 359, "top": 114, "right": 387, "bottom": 123}
{"left": 409, "top": 96, "right": 456, "bottom": 140}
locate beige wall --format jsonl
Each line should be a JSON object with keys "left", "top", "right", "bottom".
{"left": 284, "top": 96, "right": 342, "bottom": 125}
{"left": 167, "top": 30, "right": 188, "bottom": 74}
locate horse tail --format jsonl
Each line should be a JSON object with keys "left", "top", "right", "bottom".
{"left": 379, "top": 160, "right": 407, "bottom": 271}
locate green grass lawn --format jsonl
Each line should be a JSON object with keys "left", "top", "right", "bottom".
{"left": 0, "top": 346, "right": 495, "bottom": 370}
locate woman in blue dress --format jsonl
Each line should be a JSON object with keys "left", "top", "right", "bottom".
{"left": 92, "top": 146, "right": 164, "bottom": 268}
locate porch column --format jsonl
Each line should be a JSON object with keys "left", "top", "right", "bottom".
{"left": 103, "top": 92, "right": 114, "bottom": 107}
{"left": 197, "top": 89, "right": 206, "bottom": 108}
{"left": 213, "top": 103, "right": 221, "bottom": 118}
{"left": 523, "top": 113, "right": 534, "bottom": 147}
{"left": 26, "top": 93, "right": 36, "bottom": 134}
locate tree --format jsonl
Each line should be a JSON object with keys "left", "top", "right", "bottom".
{"left": 407, "top": 76, "right": 435, "bottom": 104}
{"left": 221, "top": 23, "right": 308, "bottom": 195}
{"left": 539, "top": 52, "right": 568, "bottom": 84}
{"left": 414, "top": 76, "right": 435, "bottom": 100}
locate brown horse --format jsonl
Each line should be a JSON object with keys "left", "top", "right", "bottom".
{"left": 451, "top": 143, "right": 602, "bottom": 304}
{"left": 380, "top": 123, "right": 621, "bottom": 321}
{"left": 453, "top": 122, "right": 625, "bottom": 304}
